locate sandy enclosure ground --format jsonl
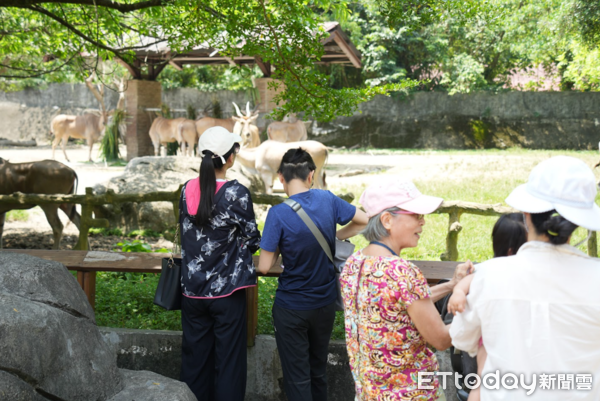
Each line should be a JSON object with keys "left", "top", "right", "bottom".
{"left": 2, "top": 144, "right": 599, "bottom": 251}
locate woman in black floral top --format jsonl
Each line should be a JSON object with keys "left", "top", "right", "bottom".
{"left": 179, "top": 126, "right": 261, "bottom": 401}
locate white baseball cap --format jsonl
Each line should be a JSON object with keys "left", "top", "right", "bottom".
{"left": 505, "top": 156, "right": 600, "bottom": 231}
{"left": 198, "top": 126, "right": 242, "bottom": 160}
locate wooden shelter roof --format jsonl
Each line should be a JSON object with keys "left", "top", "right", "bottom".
{"left": 119, "top": 22, "right": 361, "bottom": 80}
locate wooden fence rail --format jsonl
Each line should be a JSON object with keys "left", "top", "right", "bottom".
{"left": 0, "top": 249, "right": 460, "bottom": 346}
{"left": 435, "top": 200, "right": 598, "bottom": 260}
{"left": 1, "top": 190, "right": 597, "bottom": 260}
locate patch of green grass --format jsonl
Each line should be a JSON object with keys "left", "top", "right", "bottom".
{"left": 89, "top": 227, "right": 124, "bottom": 236}
{"left": 6, "top": 210, "right": 29, "bottom": 222}
{"left": 113, "top": 239, "right": 168, "bottom": 253}
{"left": 95, "top": 272, "right": 181, "bottom": 330}
{"left": 127, "top": 229, "right": 162, "bottom": 238}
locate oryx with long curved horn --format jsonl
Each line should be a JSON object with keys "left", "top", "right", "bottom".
{"left": 232, "top": 102, "right": 260, "bottom": 148}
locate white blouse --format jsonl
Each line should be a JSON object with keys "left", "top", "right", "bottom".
{"left": 450, "top": 241, "right": 600, "bottom": 400}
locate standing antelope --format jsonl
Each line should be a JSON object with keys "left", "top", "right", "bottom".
{"left": 149, "top": 104, "right": 216, "bottom": 157}
{"left": 194, "top": 107, "right": 236, "bottom": 145}
{"left": 232, "top": 102, "right": 261, "bottom": 149}
{"left": 50, "top": 74, "right": 125, "bottom": 162}
{"left": 0, "top": 158, "right": 80, "bottom": 249}
{"left": 267, "top": 113, "right": 308, "bottom": 143}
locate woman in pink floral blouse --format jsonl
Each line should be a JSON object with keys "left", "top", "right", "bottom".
{"left": 340, "top": 180, "right": 471, "bottom": 401}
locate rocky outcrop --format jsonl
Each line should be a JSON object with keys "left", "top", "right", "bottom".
{"left": 93, "top": 156, "right": 264, "bottom": 233}
{"left": 0, "top": 252, "right": 196, "bottom": 401}
{"left": 109, "top": 370, "right": 195, "bottom": 401}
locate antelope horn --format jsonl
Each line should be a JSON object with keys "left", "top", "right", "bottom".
{"left": 246, "top": 102, "right": 251, "bottom": 117}
{"left": 232, "top": 102, "right": 243, "bottom": 117}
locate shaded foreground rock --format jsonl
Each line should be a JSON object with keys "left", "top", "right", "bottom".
{"left": 0, "top": 252, "right": 195, "bottom": 401}
{"left": 109, "top": 369, "right": 196, "bottom": 401}
{"left": 94, "top": 156, "right": 264, "bottom": 233}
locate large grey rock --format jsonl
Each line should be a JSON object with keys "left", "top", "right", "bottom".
{"left": 0, "top": 252, "right": 195, "bottom": 401}
{"left": 94, "top": 156, "right": 264, "bottom": 233}
{"left": 0, "top": 371, "right": 49, "bottom": 401}
{"left": 0, "top": 252, "right": 123, "bottom": 400}
{"left": 0, "top": 252, "right": 95, "bottom": 321}
{"left": 109, "top": 369, "right": 196, "bottom": 401}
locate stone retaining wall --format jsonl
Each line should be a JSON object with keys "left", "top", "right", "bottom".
{"left": 99, "top": 328, "right": 459, "bottom": 401}
{"left": 4, "top": 84, "right": 597, "bottom": 150}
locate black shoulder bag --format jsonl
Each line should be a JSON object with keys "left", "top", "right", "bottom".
{"left": 154, "top": 223, "right": 182, "bottom": 310}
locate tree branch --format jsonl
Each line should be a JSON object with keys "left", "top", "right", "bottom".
{"left": 28, "top": 4, "right": 124, "bottom": 57}
{"left": 257, "top": 0, "right": 324, "bottom": 99}
{"left": 1, "top": 0, "right": 171, "bottom": 13}
{"left": 0, "top": 46, "right": 84, "bottom": 78}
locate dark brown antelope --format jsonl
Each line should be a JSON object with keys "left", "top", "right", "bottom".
{"left": 0, "top": 158, "right": 80, "bottom": 249}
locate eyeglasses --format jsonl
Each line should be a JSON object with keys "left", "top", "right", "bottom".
{"left": 391, "top": 210, "right": 425, "bottom": 221}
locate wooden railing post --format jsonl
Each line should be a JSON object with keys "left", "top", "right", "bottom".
{"left": 77, "top": 270, "right": 96, "bottom": 309}
{"left": 588, "top": 230, "right": 598, "bottom": 258}
{"left": 441, "top": 209, "right": 463, "bottom": 262}
{"left": 246, "top": 284, "right": 259, "bottom": 347}
{"left": 74, "top": 188, "right": 109, "bottom": 251}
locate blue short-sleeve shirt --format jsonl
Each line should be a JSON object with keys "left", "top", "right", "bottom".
{"left": 261, "top": 189, "right": 356, "bottom": 310}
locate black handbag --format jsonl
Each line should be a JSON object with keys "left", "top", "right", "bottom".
{"left": 154, "top": 226, "right": 182, "bottom": 310}
{"left": 283, "top": 199, "right": 356, "bottom": 311}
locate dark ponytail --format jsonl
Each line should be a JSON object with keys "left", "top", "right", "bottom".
{"left": 530, "top": 210, "right": 578, "bottom": 245}
{"left": 195, "top": 144, "right": 239, "bottom": 226}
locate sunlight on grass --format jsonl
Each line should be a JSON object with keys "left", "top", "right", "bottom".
{"left": 6, "top": 210, "right": 29, "bottom": 222}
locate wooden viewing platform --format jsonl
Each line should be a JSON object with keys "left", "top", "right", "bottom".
{"left": 1, "top": 249, "right": 459, "bottom": 346}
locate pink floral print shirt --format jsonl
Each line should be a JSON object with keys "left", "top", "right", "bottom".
{"left": 340, "top": 251, "right": 443, "bottom": 400}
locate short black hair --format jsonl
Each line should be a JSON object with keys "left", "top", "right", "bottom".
{"left": 492, "top": 213, "right": 528, "bottom": 257}
{"left": 277, "top": 148, "right": 316, "bottom": 183}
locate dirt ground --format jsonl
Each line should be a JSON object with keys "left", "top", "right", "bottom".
{"left": 2, "top": 144, "right": 598, "bottom": 251}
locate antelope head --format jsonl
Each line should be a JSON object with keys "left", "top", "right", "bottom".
{"left": 196, "top": 103, "right": 214, "bottom": 120}
{"left": 232, "top": 102, "right": 259, "bottom": 148}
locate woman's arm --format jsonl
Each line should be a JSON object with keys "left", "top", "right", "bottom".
{"left": 336, "top": 207, "right": 368, "bottom": 240}
{"left": 407, "top": 298, "right": 451, "bottom": 350}
{"left": 429, "top": 260, "right": 474, "bottom": 303}
{"left": 257, "top": 248, "right": 280, "bottom": 275}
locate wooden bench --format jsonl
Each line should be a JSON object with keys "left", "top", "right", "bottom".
{"left": 1, "top": 249, "right": 459, "bottom": 346}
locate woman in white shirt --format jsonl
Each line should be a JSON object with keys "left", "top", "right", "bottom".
{"left": 450, "top": 156, "right": 600, "bottom": 401}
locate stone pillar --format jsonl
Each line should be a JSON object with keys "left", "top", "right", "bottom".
{"left": 125, "top": 80, "right": 161, "bottom": 160}
{"left": 253, "top": 78, "right": 285, "bottom": 114}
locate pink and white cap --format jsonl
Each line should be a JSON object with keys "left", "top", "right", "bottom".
{"left": 359, "top": 180, "right": 443, "bottom": 218}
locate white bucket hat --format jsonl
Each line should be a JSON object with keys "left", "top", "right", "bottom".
{"left": 198, "top": 126, "right": 242, "bottom": 163}
{"left": 505, "top": 156, "right": 600, "bottom": 231}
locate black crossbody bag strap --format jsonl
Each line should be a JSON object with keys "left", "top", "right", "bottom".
{"left": 283, "top": 198, "right": 334, "bottom": 263}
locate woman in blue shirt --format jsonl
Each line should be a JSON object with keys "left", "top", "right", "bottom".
{"left": 258, "top": 148, "right": 368, "bottom": 401}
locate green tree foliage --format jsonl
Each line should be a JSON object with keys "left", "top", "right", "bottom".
{"left": 348, "top": 0, "right": 600, "bottom": 93}
{"left": 158, "top": 65, "right": 263, "bottom": 92}
{"left": 0, "top": 0, "right": 413, "bottom": 121}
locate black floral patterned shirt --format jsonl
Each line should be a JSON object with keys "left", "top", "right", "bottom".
{"left": 179, "top": 179, "right": 261, "bottom": 298}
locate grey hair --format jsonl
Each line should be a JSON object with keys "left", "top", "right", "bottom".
{"left": 361, "top": 207, "right": 401, "bottom": 242}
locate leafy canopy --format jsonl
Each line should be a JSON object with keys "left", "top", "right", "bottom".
{"left": 0, "top": 0, "right": 416, "bottom": 121}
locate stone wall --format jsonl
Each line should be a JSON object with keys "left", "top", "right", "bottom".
{"left": 310, "top": 91, "right": 600, "bottom": 150}
{"left": 2, "top": 83, "right": 599, "bottom": 149}
{"left": 99, "top": 328, "right": 460, "bottom": 401}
